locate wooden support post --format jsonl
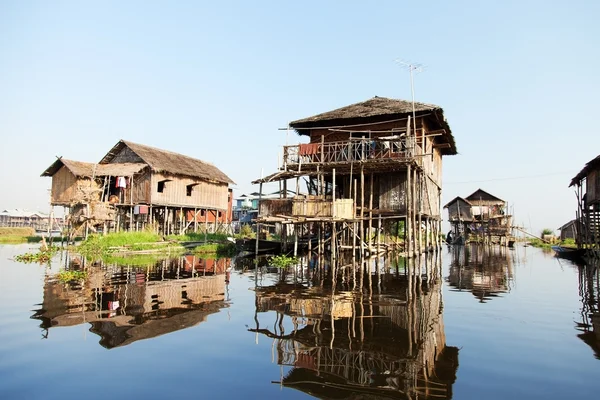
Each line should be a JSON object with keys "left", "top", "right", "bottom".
{"left": 204, "top": 209, "right": 208, "bottom": 242}
{"left": 377, "top": 215, "right": 381, "bottom": 256}
{"left": 407, "top": 164, "right": 412, "bottom": 258}
{"left": 255, "top": 182, "right": 263, "bottom": 255}
{"left": 194, "top": 207, "right": 197, "bottom": 233}
{"left": 163, "top": 206, "right": 167, "bottom": 235}
{"left": 368, "top": 173, "right": 373, "bottom": 250}
{"left": 360, "top": 164, "right": 365, "bottom": 260}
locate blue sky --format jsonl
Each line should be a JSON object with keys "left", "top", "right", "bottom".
{"left": 1, "top": 0, "right": 598, "bottom": 235}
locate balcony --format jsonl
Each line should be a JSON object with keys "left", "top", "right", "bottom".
{"left": 282, "top": 137, "right": 418, "bottom": 169}
{"left": 259, "top": 196, "right": 355, "bottom": 221}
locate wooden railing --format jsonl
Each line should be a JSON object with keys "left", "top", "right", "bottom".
{"left": 283, "top": 137, "right": 418, "bottom": 168}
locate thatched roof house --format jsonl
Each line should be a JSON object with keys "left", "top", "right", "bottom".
{"left": 289, "top": 96, "right": 457, "bottom": 155}
{"left": 41, "top": 140, "right": 235, "bottom": 233}
{"left": 100, "top": 140, "right": 234, "bottom": 184}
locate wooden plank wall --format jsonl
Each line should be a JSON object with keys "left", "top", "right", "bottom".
{"left": 50, "top": 166, "right": 79, "bottom": 204}
{"left": 150, "top": 172, "right": 229, "bottom": 209}
{"left": 587, "top": 170, "right": 598, "bottom": 203}
{"left": 378, "top": 172, "right": 407, "bottom": 213}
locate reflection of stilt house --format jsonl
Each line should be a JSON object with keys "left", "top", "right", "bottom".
{"left": 250, "top": 255, "right": 458, "bottom": 399}
{"left": 576, "top": 264, "right": 600, "bottom": 359}
{"left": 570, "top": 155, "right": 600, "bottom": 257}
{"left": 446, "top": 244, "right": 513, "bottom": 303}
{"left": 32, "top": 257, "right": 228, "bottom": 349}
{"left": 41, "top": 140, "right": 234, "bottom": 236}
{"left": 445, "top": 189, "right": 512, "bottom": 245}
{"left": 253, "top": 97, "right": 457, "bottom": 258}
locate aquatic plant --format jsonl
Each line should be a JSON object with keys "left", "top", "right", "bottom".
{"left": 56, "top": 269, "right": 87, "bottom": 283}
{"left": 268, "top": 254, "right": 298, "bottom": 269}
{"left": 15, "top": 246, "right": 59, "bottom": 264}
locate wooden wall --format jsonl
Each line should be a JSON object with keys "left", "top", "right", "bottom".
{"left": 150, "top": 172, "right": 229, "bottom": 209}
{"left": 587, "top": 169, "right": 599, "bottom": 204}
{"left": 132, "top": 169, "right": 152, "bottom": 204}
{"left": 378, "top": 171, "right": 407, "bottom": 213}
{"left": 446, "top": 199, "right": 473, "bottom": 221}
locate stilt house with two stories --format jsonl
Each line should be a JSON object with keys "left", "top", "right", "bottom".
{"left": 252, "top": 96, "right": 457, "bottom": 259}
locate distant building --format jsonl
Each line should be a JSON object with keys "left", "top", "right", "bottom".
{"left": 444, "top": 189, "right": 512, "bottom": 245}
{"left": 558, "top": 219, "right": 578, "bottom": 241}
{"left": 0, "top": 209, "right": 59, "bottom": 231}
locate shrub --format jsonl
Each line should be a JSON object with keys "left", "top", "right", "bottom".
{"left": 269, "top": 254, "right": 297, "bottom": 269}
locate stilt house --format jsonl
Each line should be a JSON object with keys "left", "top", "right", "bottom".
{"left": 253, "top": 96, "right": 457, "bottom": 258}
{"left": 445, "top": 189, "right": 512, "bottom": 245}
{"left": 42, "top": 140, "right": 234, "bottom": 235}
{"left": 570, "top": 155, "right": 600, "bottom": 256}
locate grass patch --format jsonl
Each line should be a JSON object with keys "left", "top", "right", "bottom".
{"left": 193, "top": 242, "right": 236, "bottom": 257}
{"left": 528, "top": 238, "right": 553, "bottom": 249}
{"left": 94, "top": 231, "right": 162, "bottom": 247}
{"left": 0, "top": 227, "right": 37, "bottom": 243}
{"left": 167, "top": 232, "right": 230, "bottom": 242}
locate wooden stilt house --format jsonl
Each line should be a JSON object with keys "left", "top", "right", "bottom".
{"left": 570, "top": 155, "right": 600, "bottom": 257}
{"left": 253, "top": 96, "right": 457, "bottom": 259}
{"left": 445, "top": 189, "right": 512, "bottom": 245}
{"left": 42, "top": 140, "right": 234, "bottom": 236}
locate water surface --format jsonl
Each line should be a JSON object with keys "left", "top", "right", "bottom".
{"left": 0, "top": 243, "right": 598, "bottom": 399}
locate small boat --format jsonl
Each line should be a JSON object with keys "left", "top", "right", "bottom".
{"left": 551, "top": 245, "right": 587, "bottom": 262}
{"left": 235, "top": 238, "right": 282, "bottom": 254}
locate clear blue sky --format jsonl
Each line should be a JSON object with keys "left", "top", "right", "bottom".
{"left": 1, "top": 0, "right": 598, "bottom": 235}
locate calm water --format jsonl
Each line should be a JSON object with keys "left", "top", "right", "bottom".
{"left": 0, "top": 243, "right": 598, "bottom": 399}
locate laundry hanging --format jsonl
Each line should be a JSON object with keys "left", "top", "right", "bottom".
{"left": 115, "top": 176, "right": 127, "bottom": 188}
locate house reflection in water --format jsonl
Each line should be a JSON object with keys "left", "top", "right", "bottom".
{"left": 249, "top": 253, "right": 459, "bottom": 399}
{"left": 31, "top": 254, "right": 230, "bottom": 348}
{"left": 576, "top": 263, "right": 600, "bottom": 359}
{"left": 446, "top": 244, "right": 514, "bottom": 303}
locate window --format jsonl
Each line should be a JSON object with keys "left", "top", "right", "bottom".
{"left": 157, "top": 181, "right": 165, "bottom": 193}
{"left": 186, "top": 184, "right": 194, "bottom": 197}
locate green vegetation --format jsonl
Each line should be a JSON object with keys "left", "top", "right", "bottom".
{"left": 528, "top": 238, "right": 553, "bottom": 249}
{"left": 237, "top": 225, "right": 255, "bottom": 238}
{"left": 268, "top": 254, "right": 298, "bottom": 269}
{"left": 193, "top": 242, "right": 236, "bottom": 257}
{"left": 0, "top": 227, "right": 35, "bottom": 243}
{"left": 15, "top": 246, "right": 59, "bottom": 264}
{"left": 77, "top": 231, "right": 185, "bottom": 258}
{"left": 56, "top": 270, "right": 87, "bottom": 283}
{"left": 102, "top": 253, "right": 173, "bottom": 267}
{"left": 167, "top": 232, "right": 230, "bottom": 242}
{"left": 541, "top": 228, "right": 554, "bottom": 236}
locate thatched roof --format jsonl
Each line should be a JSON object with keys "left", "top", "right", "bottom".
{"left": 99, "top": 140, "right": 234, "bottom": 184}
{"left": 41, "top": 158, "right": 147, "bottom": 178}
{"left": 570, "top": 154, "right": 600, "bottom": 187}
{"left": 289, "top": 96, "right": 457, "bottom": 155}
{"left": 465, "top": 189, "right": 504, "bottom": 203}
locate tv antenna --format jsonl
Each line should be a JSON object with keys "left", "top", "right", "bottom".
{"left": 395, "top": 59, "right": 424, "bottom": 137}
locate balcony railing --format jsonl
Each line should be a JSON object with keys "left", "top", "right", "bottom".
{"left": 283, "top": 137, "right": 417, "bottom": 168}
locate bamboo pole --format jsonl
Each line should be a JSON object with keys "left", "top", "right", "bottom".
{"left": 368, "top": 173, "right": 374, "bottom": 251}
{"left": 407, "top": 164, "right": 412, "bottom": 258}
{"left": 360, "top": 164, "right": 365, "bottom": 260}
